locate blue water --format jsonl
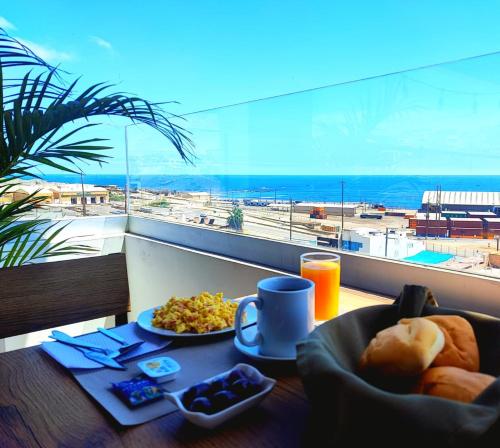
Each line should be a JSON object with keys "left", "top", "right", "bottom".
{"left": 403, "top": 251, "right": 454, "bottom": 264}
{"left": 41, "top": 174, "right": 500, "bottom": 209}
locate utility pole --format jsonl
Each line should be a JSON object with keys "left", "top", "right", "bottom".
{"left": 124, "top": 125, "right": 131, "bottom": 214}
{"left": 289, "top": 198, "right": 293, "bottom": 240}
{"left": 340, "top": 180, "right": 345, "bottom": 249}
{"left": 80, "top": 172, "right": 87, "bottom": 216}
{"left": 385, "top": 227, "right": 389, "bottom": 257}
{"left": 425, "top": 199, "right": 430, "bottom": 240}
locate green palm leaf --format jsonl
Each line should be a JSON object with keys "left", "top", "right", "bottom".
{"left": 0, "top": 28, "right": 194, "bottom": 267}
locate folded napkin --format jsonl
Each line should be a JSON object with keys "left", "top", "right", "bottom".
{"left": 41, "top": 323, "right": 172, "bottom": 369}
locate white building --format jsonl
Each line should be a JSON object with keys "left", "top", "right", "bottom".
{"left": 341, "top": 227, "right": 425, "bottom": 259}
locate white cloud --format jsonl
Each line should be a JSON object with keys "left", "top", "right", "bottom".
{"left": 90, "top": 35, "right": 113, "bottom": 51}
{"left": 16, "top": 38, "right": 72, "bottom": 63}
{"left": 0, "top": 16, "right": 16, "bottom": 31}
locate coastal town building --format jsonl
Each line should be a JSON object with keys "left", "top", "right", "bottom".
{"left": 341, "top": 227, "right": 425, "bottom": 259}
{"left": 421, "top": 191, "right": 500, "bottom": 212}
{"left": 50, "top": 183, "right": 109, "bottom": 205}
{"left": 1, "top": 181, "right": 109, "bottom": 206}
{"left": 179, "top": 191, "right": 211, "bottom": 201}
{"left": 9, "top": 185, "right": 53, "bottom": 204}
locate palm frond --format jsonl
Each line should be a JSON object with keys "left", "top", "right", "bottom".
{"left": 0, "top": 28, "right": 194, "bottom": 267}
{"left": 0, "top": 220, "right": 96, "bottom": 267}
{"left": 0, "top": 28, "right": 57, "bottom": 71}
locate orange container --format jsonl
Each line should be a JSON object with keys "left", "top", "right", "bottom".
{"left": 301, "top": 253, "right": 341, "bottom": 321}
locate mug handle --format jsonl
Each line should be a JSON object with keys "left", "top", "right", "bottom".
{"left": 235, "top": 295, "right": 263, "bottom": 347}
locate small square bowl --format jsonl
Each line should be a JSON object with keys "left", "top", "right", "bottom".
{"left": 137, "top": 356, "right": 181, "bottom": 383}
{"left": 165, "top": 363, "right": 276, "bottom": 429}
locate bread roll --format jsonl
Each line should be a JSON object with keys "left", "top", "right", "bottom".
{"left": 414, "top": 366, "right": 495, "bottom": 403}
{"left": 360, "top": 318, "right": 445, "bottom": 376}
{"left": 424, "top": 315, "right": 479, "bottom": 372}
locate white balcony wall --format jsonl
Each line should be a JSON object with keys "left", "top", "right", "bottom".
{"left": 128, "top": 216, "right": 500, "bottom": 317}
{"left": 124, "top": 234, "right": 287, "bottom": 320}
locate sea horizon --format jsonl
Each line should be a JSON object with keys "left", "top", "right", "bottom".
{"left": 38, "top": 174, "right": 500, "bottom": 209}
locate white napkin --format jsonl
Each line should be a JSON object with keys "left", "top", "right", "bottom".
{"left": 41, "top": 323, "right": 171, "bottom": 369}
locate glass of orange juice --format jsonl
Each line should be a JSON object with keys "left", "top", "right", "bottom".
{"left": 300, "top": 252, "right": 341, "bottom": 321}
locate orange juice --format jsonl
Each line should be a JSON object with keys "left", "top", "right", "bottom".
{"left": 301, "top": 260, "right": 340, "bottom": 320}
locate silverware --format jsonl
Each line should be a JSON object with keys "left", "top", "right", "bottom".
{"left": 50, "top": 330, "right": 117, "bottom": 355}
{"left": 75, "top": 346, "right": 126, "bottom": 370}
{"left": 97, "top": 327, "right": 145, "bottom": 356}
{"left": 97, "top": 327, "right": 127, "bottom": 344}
{"left": 50, "top": 330, "right": 143, "bottom": 358}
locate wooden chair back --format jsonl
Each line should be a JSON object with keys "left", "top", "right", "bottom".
{"left": 0, "top": 253, "right": 129, "bottom": 339}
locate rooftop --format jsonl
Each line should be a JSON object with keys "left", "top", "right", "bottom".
{"left": 422, "top": 191, "right": 500, "bottom": 206}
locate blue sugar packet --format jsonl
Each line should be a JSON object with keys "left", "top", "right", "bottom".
{"left": 112, "top": 377, "right": 164, "bottom": 407}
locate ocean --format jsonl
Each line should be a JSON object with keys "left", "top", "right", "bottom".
{"left": 42, "top": 174, "right": 500, "bottom": 209}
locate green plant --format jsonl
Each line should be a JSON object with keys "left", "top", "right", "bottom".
{"left": 149, "top": 199, "right": 170, "bottom": 208}
{"left": 227, "top": 206, "right": 244, "bottom": 231}
{"left": 109, "top": 192, "right": 126, "bottom": 202}
{"left": 0, "top": 29, "right": 193, "bottom": 267}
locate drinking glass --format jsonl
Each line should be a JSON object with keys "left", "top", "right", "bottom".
{"left": 300, "top": 252, "right": 341, "bottom": 320}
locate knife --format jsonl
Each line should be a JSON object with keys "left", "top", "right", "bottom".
{"left": 97, "top": 327, "right": 127, "bottom": 344}
{"left": 50, "top": 330, "right": 114, "bottom": 354}
{"left": 75, "top": 346, "right": 126, "bottom": 370}
{"left": 50, "top": 330, "right": 143, "bottom": 358}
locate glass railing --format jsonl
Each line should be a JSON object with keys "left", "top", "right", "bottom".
{"left": 12, "top": 51, "right": 498, "bottom": 277}
{"left": 126, "top": 51, "right": 500, "bottom": 278}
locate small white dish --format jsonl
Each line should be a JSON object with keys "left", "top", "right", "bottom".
{"left": 137, "top": 356, "right": 180, "bottom": 383}
{"left": 165, "top": 363, "right": 276, "bottom": 429}
{"left": 233, "top": 325, "right": 296, "bottom": 362}
{"left": 137, "top": 300, "right": 257, "bottom": 338}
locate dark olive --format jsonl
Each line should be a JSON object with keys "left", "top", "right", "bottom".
{"left": 228, "top": 368, "right": 248, "bottom": 384}
{"left": 189, "top": 396, "right": 213, "bottom": 414}
{"left": 212, "top": 390, "right": 239, "bottom": 411}
{"left": 182, "top": 382, "right": 211, "bottom": 407}
{"left": 229, "top": 378, "right": 255, "bottom": 397}
{"left": 209, "top": 378, "right": 229, "bottom": 394}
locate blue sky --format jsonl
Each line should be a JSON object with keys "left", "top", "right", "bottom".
{"left": 2, "top": 1, "right": 500, "bottom": 175}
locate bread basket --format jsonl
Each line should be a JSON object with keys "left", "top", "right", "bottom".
{"left": 296, "top": 285, "right": 500, "bottom": 447}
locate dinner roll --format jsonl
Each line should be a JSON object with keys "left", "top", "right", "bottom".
{"left": 414, "top": 366, "right": 495, "bottom": 403}
{"left": 359, "top": 318, "right": 445, "bottom": 376}
{"left": 424, "top": 315, "right": 480, "bottom": 372}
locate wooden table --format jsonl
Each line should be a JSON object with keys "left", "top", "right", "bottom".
{"left": 0, "top": 289, "right": 391, "bottom": 448}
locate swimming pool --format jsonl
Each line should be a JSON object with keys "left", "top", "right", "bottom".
{"left": 403, "top": 250, "right": 454, "bottom": 264}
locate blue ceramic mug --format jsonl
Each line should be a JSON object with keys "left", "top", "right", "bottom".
{"left": 235, "top": 276, "right": 315, "bottom": 358}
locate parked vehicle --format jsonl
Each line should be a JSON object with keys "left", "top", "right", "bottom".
{"left": 360, "top": 213, "right": 383, "bottom": 219}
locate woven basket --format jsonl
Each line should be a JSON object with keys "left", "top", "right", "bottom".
{"left": 297, "top": 285, "right": 500, "bottom": 448}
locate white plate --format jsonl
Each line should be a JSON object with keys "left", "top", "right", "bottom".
{"left": 233, "top": 325, "right": 297, "bottom": 362}
{"left": 165, "top": 363, "right": 276, "bottom": 429}
{"left": 137, "top": 300, "right": 257, "bottom": 337}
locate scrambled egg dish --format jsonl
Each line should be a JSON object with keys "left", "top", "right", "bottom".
{"left": 152, "top": 292, "right": 245, "bottom": 334}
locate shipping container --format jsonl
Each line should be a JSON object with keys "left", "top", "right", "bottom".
{"left": 441, "top": 211, "right": 467, "bottom": 219}
{"left": 449, "top": 218, "right": 483, "bottom": 228}
{"left": 385, "top": 211, "right": 406, "bottom": 217}
{"left": 450, "top": 228, "right": 482, "bottom": 238}
{"left": 466, "top": 211, "right": 497, "bottom": 219}
{"left": 483, "top": 218, "right": 500, "bottom": 238}
{"left": 415, "top": 226, "right": 448, "bottom": 237}
{"left": 416, "top": 219, "right": 448, "bottom": 227}
{"left": 320, "top": 225, "right": 339, "bottom": 233}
